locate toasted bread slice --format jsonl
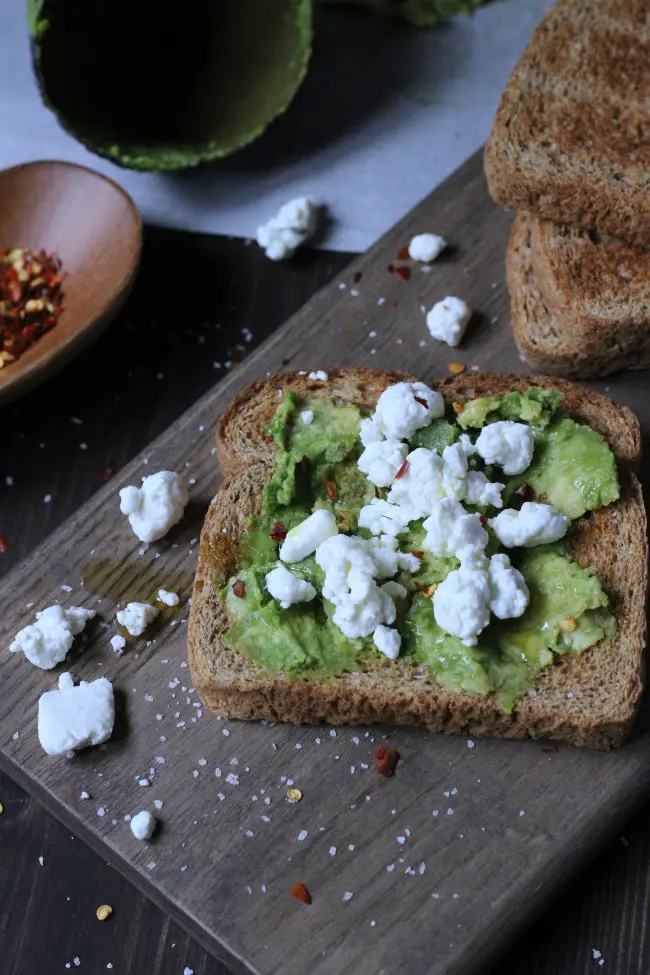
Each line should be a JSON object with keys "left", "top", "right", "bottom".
{"left": 508, "top": 212, "right": 650, "bottom": 379}
{"left": 188, "top": 371, "right": 646, "bottom": 749}
{"left": 484, "top": 0, "right": 650, "bottom": 247}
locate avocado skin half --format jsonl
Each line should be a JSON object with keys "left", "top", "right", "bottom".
{"left": 29, "top": 0, "right": 312, "bottom": 172}
{"left": 320, "top": 0, "right": 488, "bottom": 28}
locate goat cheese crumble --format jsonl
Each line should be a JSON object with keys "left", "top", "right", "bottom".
{"left": 116, "top": 602, "right": 158, "bottom": 637}
{"left": 256, "top": 197, "right": 318, "bottom": 261}
{"left": 38, "top": 673, "right": 114, "bottom": 756}
{"left": 426, "top": 297, "right": 472, "bottom": 347}
{"left": 408, "top": 233, "right": 446, "bottom": 263}
{"left": 10, "top": 605, "right": 95, "bottom": 670}
{"left": 120, "top": 471, "right": 188, "bottom": 543}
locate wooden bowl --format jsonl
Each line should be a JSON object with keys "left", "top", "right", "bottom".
{"left": 0, "top": 160, "right": 142, "bottom": 404}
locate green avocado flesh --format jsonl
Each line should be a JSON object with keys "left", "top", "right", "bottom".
{"left": 29, "top": 0, "right": 311, "bottom": 170}
{"left": 221, "top": 387, "right": 618, "bottom": 711}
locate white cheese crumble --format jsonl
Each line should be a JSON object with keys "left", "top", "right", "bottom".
{"left": 256, "top": 197, "right": 318, "bottom": 261}
{"left": 265, "top": 564, "right": 316, "bottom": 609}
{"left": 408, "top": 233, "right": 446, "bottom": 263}
{"left": 357, "top": 439, "right": 408, "bottom": 487}
{"left": 426, "top": 297, "right": 472, "bottom": 347}
{"left": 317, "top": 534, "right": 376, "bottom": 599}
{"left": 373, "top": 624, "right": 401, "bottom": 659}
{"left": 422, "top": 499, "right": 488, "bottom": 560}
{"left": 119, "top": 471, "right": 188, "bottom": 543}
{"left": 314, "top": 534, "right": 399, "bottom": 639}
{"left": 364, "top": 381, "right": 444, "bottom": 441}
{"left": 157, "top": 589, "right": 180, "bottom": 607}
{"left": 110, "top": 634, "right": 126, "bottom": 654}
{"left": 475, "top": 421, "right": 534, "bottom": 476}
{"left": 491, "top": 502, "right": 570, "bottom": 548}
{"left": 38, "top": 673, "right": 114, "bottom": 756}
{"left": 308, "top": 369, "right": 328, "bottom": 381}
{"left": 130, "top": 810, "right": 156, "bottom": 840}
{"left": 300, "top": 410, "right": 314, "bottom": 425}
{"left": 116, "top": 602, "right": 158, "bottom": 637}
{"left": 10, "top": 605, "right": 95, "bottom": 670}
{"left": 386, "top": 447, "right": 444, "bottom": 519}
{"left": 433, "top": 565, "right": 491, "bottom": 646}
{"left": 488, "top": 554, "right": 529, "bottom": 619}
{"left": 464, "top": 470, "right": 505, "bottom": 509}
{"left": 370, "top": 534, "right": 420, "bottom": 577}
{"left": 358, "top": 498, "right": 413, "bottom": 538}
{"left": 279, "top": 509, "right": 337, "bottom": 563}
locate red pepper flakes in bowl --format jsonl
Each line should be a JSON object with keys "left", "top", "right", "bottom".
{"left": 0, "top": 248, "right": 65, "bottom": 366}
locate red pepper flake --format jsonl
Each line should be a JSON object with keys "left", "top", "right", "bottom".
{"left": 374, "top": 485, "right": 380, "bottom": 499}
{"left": 269, "top": 522, "right": 287, "bottom": 541}
{"left": 291, "top": 882, "right": 312, "bottom": 905}
{"left": 352, "top": 271, "right": 363, "bottom": 283}
{"left": 102, "top": 468, "right": 114, "bottom": 483}
{"left": 390, "top": 300, "right": 399, "bottom": 308}
{"left": 325, "top": 479, "right": 338, "bottom": 503}
{"left": 395, "top": 459, "right": 410, "bottom": 480}
{"left": 413, "top": 395, "right": 428, "bottom": 409}
{"left": 232, "top": 579, "right": 246, "bottom": 599}
{"left": 0, "top": 534, "right": 9, "bottom": 554}
{"left": 542, "top": 742, "right": 560, "bottom": 754}
{"left": 0, "top": 248, "right": 65, "bottom": 365}
{"left": 387, "top": 263, "right": 411, "bottom": 281}
{"left": 414, "top": 581, "right": 430, "bottom": 592}
{"left": 515, "top": 482, "right": 533, "bottom": 500}
{"left": 410, "top": 550, "right": 424, "bottom": 559}
{"left": 397, "top": 245, "right": 410, "bottom": 260}
{"left": 375, "top": 745, "right": 400, "bottom": 777}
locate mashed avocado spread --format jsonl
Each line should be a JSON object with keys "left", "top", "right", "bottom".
{"left": 222, "top": 386, "right": 618, "bottom": 711}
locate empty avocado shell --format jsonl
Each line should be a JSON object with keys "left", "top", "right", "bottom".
{"left": 28, "top": 0, "right": 312, "bottom": 171}
{"left": 320, "top": 0, "right": 488, "bottom": 27}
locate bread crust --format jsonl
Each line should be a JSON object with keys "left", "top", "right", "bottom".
{"left": 484, "top": 0, "right": 650, "bottom": 247}
{"left": 188, "top": 371, "right": 646, "bottom": 749}
{"left": 508, "top": 213, "right": 650, "bottom": 379}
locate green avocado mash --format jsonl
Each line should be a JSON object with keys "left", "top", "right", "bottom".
{"left": 403, "top": 548, "right": 615, "bottom": 710}
{"left": 525, "top": 418, "right": 619, "bottom": 519}
{"left": 457, "top": 388, "right": 563, "bottom": 430}
{"left": 221, "top": 386, "right": 618, "bottom": 711}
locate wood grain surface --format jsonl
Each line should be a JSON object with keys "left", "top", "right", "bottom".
{"left": 1, "top": 153, "right": 650, "bottom": 975}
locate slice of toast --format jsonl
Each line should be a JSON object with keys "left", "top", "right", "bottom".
{"left": 188, "top": 369, "right": 646, "bottom": 749}
{"left": 484, "top": 0, "right": 650, "bottom": 247}
{"left": 507, "top": 212, "right": 650, "bottom": 378}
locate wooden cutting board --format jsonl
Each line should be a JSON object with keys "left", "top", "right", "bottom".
{"left": 1, "top": 152, "right": 649, "bottom": 975}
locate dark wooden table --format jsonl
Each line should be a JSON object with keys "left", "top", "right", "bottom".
{"left": 1, "top": 227, "right": 649, "bottom": 975}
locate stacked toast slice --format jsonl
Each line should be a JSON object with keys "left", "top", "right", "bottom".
{"left": 485, "top": 0, "right": 650, "bottom": 377}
